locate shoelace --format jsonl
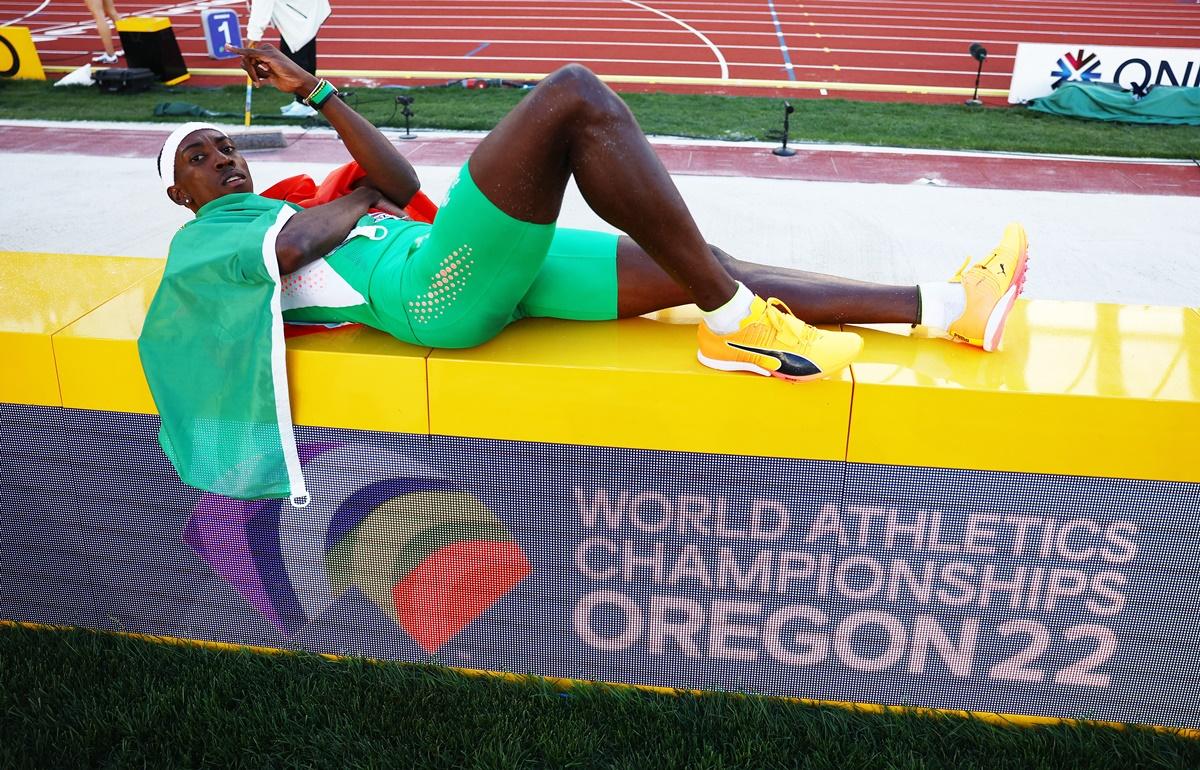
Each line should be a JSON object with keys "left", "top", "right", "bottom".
{"left": 762, "top": 297, "right": 820, "bottom": 350}
{"left": 949, "top": 256, "right": 972, "bottom": 284}
{"left": 952, "top": 246, "right": 1012, "bottom": 284}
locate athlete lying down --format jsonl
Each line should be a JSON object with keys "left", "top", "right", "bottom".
{"left": 159, "top": 44, "right": 1028, "bottom": 379}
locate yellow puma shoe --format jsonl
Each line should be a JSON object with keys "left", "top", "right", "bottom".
{"left": 697, "top": 296, "right": 863, "bottom": 381}
{"left": 947, "top": 222, "right": 1030, "bottom": 352}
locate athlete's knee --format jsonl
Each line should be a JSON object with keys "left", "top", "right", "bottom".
{"left": 543, "top": 63, "right": 603, "bottom": 93}
{"left": 540, "top": 64, "right": 624, "bottom": 123}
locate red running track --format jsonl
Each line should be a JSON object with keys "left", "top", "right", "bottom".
{"left": 4, "top": 0, "right": 1199, "bottom": 101}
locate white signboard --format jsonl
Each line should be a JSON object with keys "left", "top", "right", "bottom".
{"left": 1009, "top": 43, "right": 1200, "bottom": 103}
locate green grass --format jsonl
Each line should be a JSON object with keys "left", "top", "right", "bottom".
{"left": 2, "top": 624, "right": 1198, "bottom": 769}
{"left": 2, "top": 80, "right": 1198, "bottom": 159}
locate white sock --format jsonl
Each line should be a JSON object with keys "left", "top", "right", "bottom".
{"left": 917, "top": 282, "right": 967, "bottom": 331}
{"left": 702, "top": 281, "right": 755, "bottom": 334}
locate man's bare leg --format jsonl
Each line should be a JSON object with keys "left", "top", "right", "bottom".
{"left": 615, "top": 239, "right": 919, "bottom": 323}
{"left": 466, "top": 64, "right": 737, "bottom": 311}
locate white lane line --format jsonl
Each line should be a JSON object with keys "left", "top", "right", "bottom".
{"left": 1, "top": 0, "right": 51, "bottom": 27}
{"left": 589, "top": 0, "right": 1198, "bottom": 16}
{"left": 312, "top": 0, "right": 1190, "bottom": 13}
{"left": 309, "top": 3, "right": 1200, "bottom": 24}
{"left": 620, "top": 0, "right": 728, "bottom": 79}
{"left": 765, "top": 0, "right": 796, "bottom": 81}
{"left": 306, "top": 20, "right": 1200, "bottom": 47}
{"left": 313, "top": 14, "right": 1200, "bottom": 37}
{"left": 747, "top": 0, "right": 1181, "bottom": 12}
{"left": 119, "top": 32, "right": 1018, "bottom": 58}
{"left": 325, "top": 4, "right": 1200, "bottom": 26}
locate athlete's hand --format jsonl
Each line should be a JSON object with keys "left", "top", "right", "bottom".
{"left": 370, "top": 196, "right": 409, "bottom": 219}
{"left": 226, "top": 43, "right": 316, "bottom": 97}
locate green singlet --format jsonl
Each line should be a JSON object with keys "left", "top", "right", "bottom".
{"left": 279, "top": 162, "right": 619, "bottom": 348}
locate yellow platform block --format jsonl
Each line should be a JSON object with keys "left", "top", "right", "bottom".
{"left": 115, "top": 16, "right": 171, "bottom": 33}
{"left": 285, "top": 324, "right": 430, "bottom": 434}
{"left": 846, "top": 300, "right": 1200, "bottom": 482}
{"left": 0, "top": 253, "right": 158, "bottom": 407}
{"left": 0, "top": 26, "right": 45, "bottom": 80}
{"left": 427, "top": 312, "right": 853, "bottom": 459}
{"left": 53, "top": 265, "right": 432, "bottom": 433}
{"left": 54, "top": 269, "right": 163, "bottom": 415}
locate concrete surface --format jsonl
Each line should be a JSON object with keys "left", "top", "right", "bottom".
{"left": 1, "top": 122, "right": 1197, "bottom": 307}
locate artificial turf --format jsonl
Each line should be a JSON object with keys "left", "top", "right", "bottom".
{"left": 1, "top": 79, "right": 1198, "bottom": 160}
{"left": 2, "top": 623, "right": 1197, "bottom": 769}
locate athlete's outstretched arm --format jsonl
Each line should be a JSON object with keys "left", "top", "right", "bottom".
{"left": 228, "top": 44, "right": 421, "bottom": 207}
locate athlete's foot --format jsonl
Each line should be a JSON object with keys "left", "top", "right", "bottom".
{"left": 697, "top": 296, "right": 863, "bottom": 381}
{"left": 92, "top": 52, "right": 119, "bottom": 64}
{"left": 947, "top": 222, "right": 1029, "bottom": 352}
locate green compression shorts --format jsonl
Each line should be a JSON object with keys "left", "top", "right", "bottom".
{"left": 371, "top": 163, "right": 619, "bottom": 348}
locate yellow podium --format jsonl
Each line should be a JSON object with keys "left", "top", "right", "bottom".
{"left": 116, "top": 17, "right": 189, "bottom": 85}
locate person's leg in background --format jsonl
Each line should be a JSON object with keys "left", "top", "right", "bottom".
{"left": 85, "top": 0, "right": 121, "bottom": 63}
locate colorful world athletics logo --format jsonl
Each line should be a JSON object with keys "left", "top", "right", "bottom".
{"left": 183, "top": 442, "right": 530, "bottom": 654}
{"left": 1051, "top": 48, "right": 1102, "bottom": 89}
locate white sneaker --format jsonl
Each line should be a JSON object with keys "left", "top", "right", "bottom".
{"left": 279, "top": 101, "right": 317, "bottom": 117}
{"left": 92, "top": 52, "right": 118, "bottom": 64}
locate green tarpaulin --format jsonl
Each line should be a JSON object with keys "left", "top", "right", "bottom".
{"left": 1028, "top": 83, "right": 1200, "bottom": 126}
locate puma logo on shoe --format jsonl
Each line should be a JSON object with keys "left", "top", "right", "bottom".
{"left": 726, "top": 342, "right": 822, "bottom": 377}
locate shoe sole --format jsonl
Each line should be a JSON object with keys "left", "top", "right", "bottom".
{"left": 981, "top": 230, "right": 1030, "bottom": 352}
{"left": 696, "top": 351, "right": 840, "bottom": 382}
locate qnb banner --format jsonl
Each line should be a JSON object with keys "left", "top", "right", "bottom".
{"left": 1009, "top": 43, "right": 1200, "bottom": 103}
{"left": 3, "top": 404, "right": 1200, "bottom": 730}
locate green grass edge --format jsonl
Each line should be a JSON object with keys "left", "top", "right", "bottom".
{"left": 3, "top": 622, "right": 1199, "bottom": 769}
{"left": 2, "top": 80, "right": 1199, "bottom": 159}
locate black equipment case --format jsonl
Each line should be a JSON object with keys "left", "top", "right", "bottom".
{"left": 94, "top": 67, "right": 157, "bottom": 94}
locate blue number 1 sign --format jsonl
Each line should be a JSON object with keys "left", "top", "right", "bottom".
{"left": 201, "top": 9, "right": 243, "bottom": 60}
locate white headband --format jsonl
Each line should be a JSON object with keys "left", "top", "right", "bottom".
{"left": 158, "top": 122, "right": 222, "bottom": 191}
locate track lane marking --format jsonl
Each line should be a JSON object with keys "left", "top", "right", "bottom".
{"left": 319, "top": 4, "right": 1200, "bottom": 26}
{"left": 1, "top": 0, "right": 50, "bottom": 27}
{"left": 621, "top": 0, "right": 728, "bottom": 78}
{"left": 765, "top": 0, "right": 796, "bottom": 80}
{"left": 306, "top": 14, "right": 1200, "bottom": 36}
{"left": 119, "top": 32, "right": 1021, "bottom": 59}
